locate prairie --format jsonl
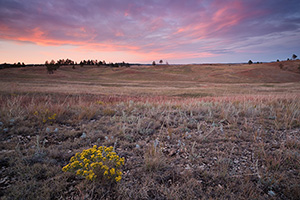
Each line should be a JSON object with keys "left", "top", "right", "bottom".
{"left": 0, "top": 60, "right": 300, "bottom": 199}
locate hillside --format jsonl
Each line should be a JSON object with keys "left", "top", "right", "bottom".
{"left": 0, "top": 60, "right": 300, "bottom": 97}
{"left": 0, "top": 61, "right": 300, "bottom": 199}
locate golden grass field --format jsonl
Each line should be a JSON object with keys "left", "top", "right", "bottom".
{"left": 0, "top": 60, "right": 300, "bottom": 199}
{"left": 1, "top": 60, "right": 300, "bottom": 97}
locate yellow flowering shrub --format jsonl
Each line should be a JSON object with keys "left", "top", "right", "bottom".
{"left": 33, "top": 109, "right": 57, "bottom": 124}
{"left": 62, "top": 145, "right": 124, "bottom": 183}
{"left": 96, "top": 100, "right": 105, "bottom": 105}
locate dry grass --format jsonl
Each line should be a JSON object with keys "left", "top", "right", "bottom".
{"left": 1, "top": 60, "right": 300, "bottom": 97}
{"left": 0, "top": 62, "right": 300, "bottom": 199}
{"left": 0, "top": 92, "right": 299, "bottom": 199}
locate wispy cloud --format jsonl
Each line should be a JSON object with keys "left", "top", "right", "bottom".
{"left": 0, "top": 0, "right": 299, "bottom": 63}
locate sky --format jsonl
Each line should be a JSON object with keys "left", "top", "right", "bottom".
{"left": 0, "top": 0, "right": 300, "bottom": 64}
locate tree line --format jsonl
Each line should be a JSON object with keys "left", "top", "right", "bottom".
{"left": 0, "top": 59, "right": 131, "bottom": 71}
{"left": 45, "top": 59, "right": 130, "bottom": 74}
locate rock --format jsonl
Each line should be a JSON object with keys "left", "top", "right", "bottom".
{"left": 199, "top": 164, "right": 206, "bottom": 170}
{"left": 154, "top": 138, "right": 159, "bottom": 148}
{"left": 177, "top": 140, "right": 182, "bottom": 147}
{"left": 220, "top": 125, "right": 224, "bottom": 133}
{"left": 0, "top": 122, "right": 3, "bottom": 126}
{"left": 185, "top": 132, "right": 192, "bottom": 139}
{"left": 135, "top": 144, "right": 140, "bottom": 149}
{"left": 54, "top": 128, "right": 58, "bottom": 133}
{"left": 268, "top": 190, "right": 275, "bottom": 197}
{"left": 81, "top": 132, "right": 87, "bottom": 138}
{"left": 185, "top": 164, "right": 192, "bottom": 170}
{"left": 3, "top": 128, "right": 8, "bottom": 133}
{"left": 9, "top": 119, "right": 15, "bottom": 124}
{"left": 46, "top": 127, "right": 50, "bottom": 133}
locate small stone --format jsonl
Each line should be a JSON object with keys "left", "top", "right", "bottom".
{"left": 185, "top": 132, "right": 192, "bottom": 139}
{"left": 9, "top": 119, "right": 15, "bottom": 124}
{"left": 135, "top": 144, "right": 140, "bottom": 149}
{"left": 177, "top": 140, "right": 181, "bottom": 146}
{"left": 54, "top": 128, "right": 58, "bottom": 133}
{"left": 154, "top": 139, "right": 159, "bottom": 148}
{"left": 3, "top": 128, "right": 8, "bottom": 133}
{"left": 185, "top": 164, "right": 191, "bottom": 170}
{"left": 81, "top": 133, "right": 87, "bottom": 138}
{"left": 199, "top": 164, "right": 205, "bottom": 170}
{"left": 46, "top": 127, "right": 50, "bottom": 133}
{"left": 0, "top": 122, "right": 3, "bottom": 126}
{"left": 268, "top": 190, "right": 275, "bottom": 197}
{"left": 105, "top": 136, "right": 109, "bottom": 140}
{"left": 220, "top": 125, "right": 224, "bottom": 133}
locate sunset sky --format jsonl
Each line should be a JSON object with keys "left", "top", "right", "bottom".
{"left": 0, "top": 0, "right": 300, "bottom": 64}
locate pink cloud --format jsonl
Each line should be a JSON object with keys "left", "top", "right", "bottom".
{"left": 0, "top": 0, "right": 299, "bottom": 63}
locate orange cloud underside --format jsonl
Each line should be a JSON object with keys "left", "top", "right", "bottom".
{"left": 0, "top": 2, "right": 245, "bottom": 63}
{"left": 2, "top": 27, "right": 139, "bottom": 51}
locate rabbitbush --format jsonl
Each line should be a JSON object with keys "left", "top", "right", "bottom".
{"left": 33, "top": 109, "right": 57, "bottom": 124}
{"left": 62, "top": 145, "right": 124, "bottom": 183}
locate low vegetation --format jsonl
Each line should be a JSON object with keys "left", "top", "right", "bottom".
{"left": 0, "top": 61, "right": 300, "bottom": 199}
{"left": 0, "top": 92, "right": 299, "bottom": 199}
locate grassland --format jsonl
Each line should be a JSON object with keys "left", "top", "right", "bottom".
{"left": 0, "top": 60, "right": 300, "bottom": 199}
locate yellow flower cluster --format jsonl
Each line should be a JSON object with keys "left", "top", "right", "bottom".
{"left": 96, "top": 100, "right": 105, "bottom": 105}
{"left": 62, "top": 145, "right": 124, "bottom": 182}
{"left": 34, "top": 109, "right": 57, "bottom": 124}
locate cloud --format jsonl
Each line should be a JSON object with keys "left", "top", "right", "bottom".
{"left": 0, "top": 0, "right": 299, "bottom": 62}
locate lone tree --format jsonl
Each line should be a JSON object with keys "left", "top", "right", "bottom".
{"left": 45, "top": 60, "right": 60, "bottom": 74}
{"left": 248, "top": 60, "right": 253, "bottom": 64}
{"left": 159, "top": 60, "right": 163, "bottom": 64}
{"left": 292, "top": 54, "right": 298, "bottom": 60}
{"left": 152, "top": 61, "right": 156, "bottom": 66}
